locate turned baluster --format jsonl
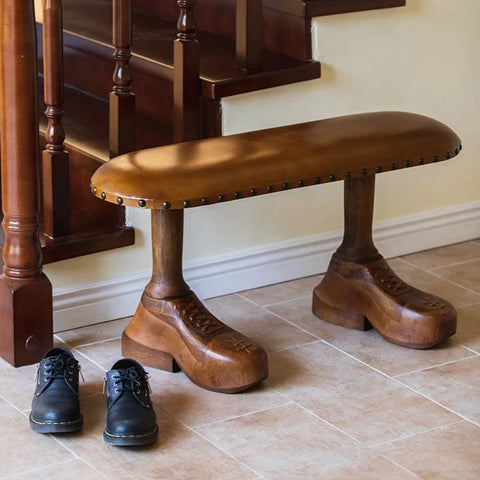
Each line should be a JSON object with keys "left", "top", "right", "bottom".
{"left": 42, "top": 0, "right": 71, "bottom": 239}
{"left": 110, "top": 0, "right": 135, "bottom": 157}
{"left": 236, "top": 0, "right": 263, "bottom": 73}
{"left": 174, "top": 0, "right": 200, "bottom": 143}
{"left": 0, "top": 0, "right": 53, "bottom": 366}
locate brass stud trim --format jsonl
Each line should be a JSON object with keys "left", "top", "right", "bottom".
{"left": 138, "top": 199, "right": 146, "bottom": 208}
{"left": 117, "top": 197, "right": 123, "bottom": 205}
{"left": 163, "top": 201, "right": 171, "bottom": 209}
{"left": 92, "top": 187, "right": 97, "bottom": 194}
{"left": 101, "top": 192, "right": 106, "bottom": 200}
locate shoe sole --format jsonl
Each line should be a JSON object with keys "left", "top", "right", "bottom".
{"left": 103, "top": 425, "right": 158, "bottom": 446}
{"left": 29, "top": 414, "right": 83, "bottom": 433}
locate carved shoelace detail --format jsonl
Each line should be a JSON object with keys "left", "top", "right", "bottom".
{"left": 173, "top": 297, "right": 226, "bottom": 335}
{"left": 371, "top": 265, "right": 413, "bottom": 296}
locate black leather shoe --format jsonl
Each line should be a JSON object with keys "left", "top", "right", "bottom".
{"left": 29, "top": 347, "right": 82, "bottom": 433}
{"left": 103, "top": 358, "right": 158, "bottom": 446}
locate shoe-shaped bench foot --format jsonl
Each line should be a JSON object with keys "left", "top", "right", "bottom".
{"left": 312, "top": 254, "right": 457, "bottom": 349}
{"left": 122, "top": 291, "right": 268, "bottom": 393}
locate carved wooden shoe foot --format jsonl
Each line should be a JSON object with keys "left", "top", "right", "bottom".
{"left": 122, "top": 291, "right": 268, "bottom": 393}
{"left": 312, "top": 254, "right": 456, "bottom": 349}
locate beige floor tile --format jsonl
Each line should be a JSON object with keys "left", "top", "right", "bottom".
{"left": 268, "top": 342, "right": 458, "bottom": 445}
{"left": 434, "top": 258, "right": 480, "bottom": 294}
{"left": 204, "top": 294, "right": 319, "bottom": 353}
{"left": 455, "top": 303, "right": 480, "bottom": 353}
{"left": 376, "top": 421, "right": 480, "bottom": 480}
{"left": 401, "top": 241, "right": 480, "bottom": 270}
{"left": 8, "top": 459, "right": 104, "bottom": 480}
{"left": 75, "top": 338, "right": 123, "bottom": 372}
{"left": 56, "top": 317, "right": 132, "bottom": 347}
{"left": 238, "top": 274, "right": 323, "bottom": 307}
{"left": 53, "top": 393, "right": 258, "bottom": 480}
{"left": 147, "top": 367, "right": 290, "bottom": 428}
{"left": 396, "top": 356, "right": 480, "bottom": 424}
{"left": 388, "top": 258, "right": 480, "bottom": 308}
{"left": 0, "top": 397, "right": 74, "bottom": 478}
{"left": 195, "top": 403, "right": 412, "bottom": 479}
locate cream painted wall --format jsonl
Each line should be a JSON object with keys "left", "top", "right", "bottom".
{"left": 44, "top": 0, "right": 480, "bottom": 288}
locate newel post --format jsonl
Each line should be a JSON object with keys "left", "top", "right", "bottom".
{"left": 0, "top": 0, "right": 53, "bottom": 366}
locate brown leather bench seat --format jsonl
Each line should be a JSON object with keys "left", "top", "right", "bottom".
{"left": 90, "top": 111, "right": 461, "bottom": 210}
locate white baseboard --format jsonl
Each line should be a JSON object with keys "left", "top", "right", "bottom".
{"left": 53, "top": 201, "right": 480, "bottom": 332}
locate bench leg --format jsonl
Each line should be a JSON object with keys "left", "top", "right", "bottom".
{"left": 312, "top": 175, "right": 456, "bottom": 349}
{"left": 122, "top": 209, "right": 268, "bottom": 393}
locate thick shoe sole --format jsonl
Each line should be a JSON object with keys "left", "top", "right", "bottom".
{"left": 312, "top": 255, "right": 456, "bottom": 349}
{"left": 103, "top": 425, "right": 158, "bottom": 446}
{"left": 29, "top": 414, "right": 83, "bottom": 433}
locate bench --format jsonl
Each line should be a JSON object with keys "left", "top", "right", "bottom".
{"left": 91, "top": 110, "right": 461, "bottom": 393}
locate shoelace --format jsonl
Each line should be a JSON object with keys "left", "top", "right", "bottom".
{"left": 106, "top": 367, "right": 150, "bottom": 395}
{"left": 37, "top": 354, "right": 83, "bottom": 385}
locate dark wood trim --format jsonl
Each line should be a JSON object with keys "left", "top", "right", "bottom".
{"left": 263, "top": 0, "right": 406, "bottom": 17}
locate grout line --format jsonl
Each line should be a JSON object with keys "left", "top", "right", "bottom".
{"left": 187, "top": 425, "right": 266, "bottom": 479}
{"left": 192, "top": 401, "right": 294, "bottom": 429}
{"left": 393, "top": 353, "right": 480, "bottom": 378}
{"left": 55, "top": 334, "right": 123, "bottom": 350}
{"left": 293, "top": 402, "right": 361, "bottom": 444}
{"left": 369, "top": 420, "right": 464, "bottom": 448}
{"left": 397, "top": 257, "right": 480, "bottom": 297}
{"left": 375, "top": 453, "right": 423, "bottom": 479}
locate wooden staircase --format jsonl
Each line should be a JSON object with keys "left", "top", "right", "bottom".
{"left": 33, "top": 0, "right": 406, "bottom": 265}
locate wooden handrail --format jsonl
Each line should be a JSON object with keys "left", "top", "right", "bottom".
{"left": 42, "top": 0, "right": 71, "bottom": 238}
{"left": 110, "top": 0, "right": 136, "bottom": 157}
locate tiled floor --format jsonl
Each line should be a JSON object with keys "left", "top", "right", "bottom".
{"left": 2, "top": 240, "right": 480, "bottom": 479}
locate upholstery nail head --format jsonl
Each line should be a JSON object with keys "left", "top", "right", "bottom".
{"left": 183, "top": 200, "right": 191, "bottom": 208}
{"left": 314, "top": 177, "right": 321, "bottom": 184}
{"left": 101, "top": 192, "right": 106, "bottom": 200}
{"left": 92, "top": 187, "right": 97, "bottom": 194}
{"left": 250, "top": 188, "right": 257, "bottom": 196}
{"left": 201, "top": 198, "right": 208, "bottom": 205}
{"left": 267, "top": 185, "right": 273, "bottom": 192}
{"left": 298, "top": 179, "right": 305, "bottom": 187}
{"left": 361, "top": 169, "right": 368, "bottom": 176}
{"left": 234, "top": 192, "right": 241, "bottom": 199}
{"left": 282, "top": 183, "right": 289, "bottom": 190}
{"left": 218, "top": 194, "right": 225, "bottom": 201}
{"left": 138, "top": 199, "right": 146, "bottom": 207}
{"left": 391, "top": 163, "right": 397, "bottom": 170}
{"left": 329, "top": 174, "right": 336, "bottom": 181}
{"left": 376, "top": 166, "right": 382, "bottom": 173}
{"left": 117, "top": 197, "right": 123, "bottom": 205}
{"left": 163, "top": 201, "right": 171, "bottom": 209}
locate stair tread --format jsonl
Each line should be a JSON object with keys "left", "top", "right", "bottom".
{"left": 61, "top": 0, "right": 320, "bottom": 98}
{"left": 39, "top": 83, "right": 173, "bottom": 162}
